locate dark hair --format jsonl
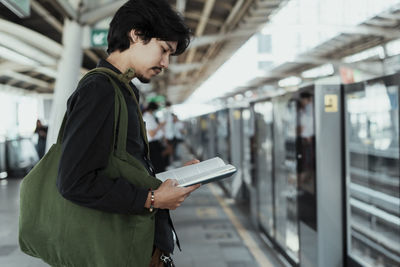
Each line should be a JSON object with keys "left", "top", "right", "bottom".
{"left": 300, "top": 91, "right": 312, "bottom": 99}
{"left": 107, "top": 0, "right": 191, "bottom": 55}
{"left": 147, "top": 102, "right": 159, "bottom": 111}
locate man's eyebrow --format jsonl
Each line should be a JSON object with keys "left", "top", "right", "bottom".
{"left": 166, "top": 42, "right": 176, "bottom": 54}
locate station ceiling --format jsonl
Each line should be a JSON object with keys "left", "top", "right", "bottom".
{"left": 0, "top": 1, "right": 399, "bottom": 104}
{"left": 0, "top": 0, "right": 288, "bottom": 103}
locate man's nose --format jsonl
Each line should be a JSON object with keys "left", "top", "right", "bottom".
{"left": 161, "top": 55, "right": 169, "bottom": 69}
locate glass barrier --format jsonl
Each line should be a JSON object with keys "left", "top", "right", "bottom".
{"left": 253, "top": 101, "right": 275, "bottom": 238}
{"left": 273, "top": 95, "right": 300, "bottom": 263}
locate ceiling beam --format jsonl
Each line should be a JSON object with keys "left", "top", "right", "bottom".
{"left": 0, "top": 19, "right": 62, "bottom": 58}
{"left": 189, "top": 30, "right": 257, "bottom": 48}
{"left": 31, "top": 0, "right": 63, "bottom": 32}
{"left": 0, "top": 62, "right": 58, "bottom": 79}
{"left": 256, "top": 0, "right": 283, "bottom": 8}
{"left": 261, "top": 24, "right": 400, "bottom": 39}
{"left": 169, "top": 62, "right": 203, "bottom": 73}
{"left": 0, "top": 84, "right": 41, "bottom": 95}
{"left": 53, "top": 0, "right": 78, "bottom": 20}
{"left": 190, "top": 0, "right": 234, "bottom": 11}
{"left": 80, "top": 0, "right": 125, "bottom": 25}
{"left": 176, "top": 0, "right": 186, "bottom": 14}
{"left": 32, "top": 1, "right": 99, "bottom": 65}
{"left": 180, "top": 0, "right": 216, "bottom": 80}
{"left": 0, "top": 32, "right": 57, "bottom": 66}
{"left": 177, "top": 0, "right": 255, "bottom": 101}
{"left": 184, "top": 11, "right": 223, "bottom": 27}
{"left": 0, "top": 70, "right": 51, "bottom": 88}
{"left": 378, "top": 13, "right": 400, "bottom": 20}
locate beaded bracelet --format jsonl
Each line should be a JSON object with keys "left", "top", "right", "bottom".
{"left": 149, "top": 190, "right": 155, "bottom": 212}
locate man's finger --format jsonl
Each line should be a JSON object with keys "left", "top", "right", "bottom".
{"left": 169, "top": 179, "right": 179, "bottom": 186}
{"left": 183, "top": 159, "right": 200, "bottom": 166}
{"left": 184, "top": 183, "right": 201, "bottom": 193}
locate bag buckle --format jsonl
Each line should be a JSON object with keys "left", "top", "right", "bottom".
{"left": 160, "top": 254, "right": 172, "bottom": 263}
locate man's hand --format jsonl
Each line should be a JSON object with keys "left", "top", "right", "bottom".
{"left": 152, "top": 179, "right": 201, "bottom": 210}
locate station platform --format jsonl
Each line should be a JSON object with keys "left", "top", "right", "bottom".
{"left": 171, "top": 183, "right": 284, "bottom": 267}
{"left": 0, "top": 142, "right": 285, "bottom": 267}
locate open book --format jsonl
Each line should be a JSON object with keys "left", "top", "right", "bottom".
{"left": 155, "top": 157, "right": 237, "bottom": 187}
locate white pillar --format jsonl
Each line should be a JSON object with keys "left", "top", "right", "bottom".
{"left": 46, "top": 19, "right": 83, "bottom": 149}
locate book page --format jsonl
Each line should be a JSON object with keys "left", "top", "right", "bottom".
{"left": 156, "top": 157, "right": 226, "bottom": 181}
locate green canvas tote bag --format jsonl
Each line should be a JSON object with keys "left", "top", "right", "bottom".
{"left": 19, "top": 68, "right": 162, "bottom": 267}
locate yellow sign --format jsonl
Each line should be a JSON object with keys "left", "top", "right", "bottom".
{"left": 200, "top": 119, "right": 207, "bottom": 130}
{"left": 234, "top": 110, "right": 241, "bottom": 120}
{"left": 324, "top": 94, "right": 338, "bottom": 112}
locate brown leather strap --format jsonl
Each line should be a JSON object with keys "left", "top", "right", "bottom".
{"left": 149, "top": 248, "right": 165, "bottom": 267}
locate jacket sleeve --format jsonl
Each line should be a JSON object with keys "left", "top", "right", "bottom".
{"left": 57, "top": 75, "right": 148, "bottom": 214}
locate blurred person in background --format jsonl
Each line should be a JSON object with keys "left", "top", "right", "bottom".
{"left": 34, "top": 119, "right": 47, "bottom": 159}
{"left": 143, "top": 101, "right": 167, "bottom": 172}
{"left": 172, "top": 114, "right": 185, "bottom": 161}
{"left": 161, "top": 101, "right": 174, "bottom": 167}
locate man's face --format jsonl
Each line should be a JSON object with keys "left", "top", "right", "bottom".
{"left": 128, "top": 35, "right": 177, "bottom": 83}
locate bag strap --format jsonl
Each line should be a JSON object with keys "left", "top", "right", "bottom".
{"left": 91, "top": 67, "right": 150, "bottom": 159}
{"left": 55, "top": 67, "right": 150, "bottom": 160}
{"left": 54, "top": 70, "right": 109, "bottom": 145}
{"left": 55, "top": 69, "right": 125, "bottom": 160}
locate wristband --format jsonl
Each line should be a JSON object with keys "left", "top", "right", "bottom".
{"left": 149, "top": 189, "right": 155, "bottom": 212}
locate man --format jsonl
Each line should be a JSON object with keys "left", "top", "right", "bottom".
{"left": 57, "top": 0, "right": 200, "bottom": 266}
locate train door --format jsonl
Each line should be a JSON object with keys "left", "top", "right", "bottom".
{"left": 206, "top": 113, "right": 217, "bottom": 160}
{"left": 252, "top": 100, "right": 275, "bottom": 238}
{"left": 273, "top": 94, "right": 300, "bottom": 265}
{"left": 228, "top": 108, "right": 243, "bottom": 199}
{"left": 216, "top": 109, "right": 231, "bottom": 192}
{"left": 241, "top": 107, "right": 256, "bottom": 225}
{"left": 295, "top": 88, "right": 318, "bottom": 267}
{"left": 0, "top": 137, "right": 7, "bottom": 179}
{"left": 344, "top": 73, "right": 400, "bottom": 266}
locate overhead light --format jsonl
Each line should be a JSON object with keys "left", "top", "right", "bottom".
{"left": 278, "top": 76, "right": 301, "bottom": 87}
{"left": 244, "top": 90, "right": 253, "bottom": 98}
{"left": 234, "top": 94, "right": 244, "bottom": 101}
{"left": 386, "top": 39, "right": 400, "bottom": 57}
{"left": 343, "top": 46, "right": 385, "bottom": 63}
{"left": 302, "top": 64, "right": 334, "bottom": 78}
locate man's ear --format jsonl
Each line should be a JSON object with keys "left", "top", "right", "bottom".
{"left": 129, "top": 30, "right": 139, "bottom": 43}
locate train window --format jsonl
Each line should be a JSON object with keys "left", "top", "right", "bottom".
{"left": 345, "top": 76, "right": 400, "bottom": 266}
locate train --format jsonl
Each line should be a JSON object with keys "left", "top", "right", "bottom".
{"left": 184, "top": 72, "right": 400, "bottom": 267}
